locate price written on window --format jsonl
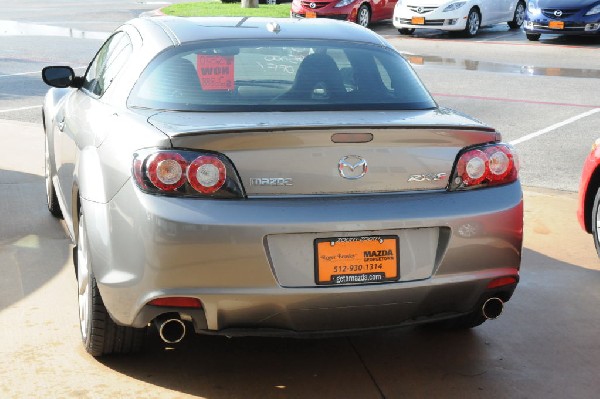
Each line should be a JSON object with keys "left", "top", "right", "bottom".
{"left": 197, "top": 55, "right": 234, "bottom": 91}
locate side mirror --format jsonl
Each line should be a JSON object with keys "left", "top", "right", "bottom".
{"left": 42, "top": 66, "right": 77, "bottom": 88}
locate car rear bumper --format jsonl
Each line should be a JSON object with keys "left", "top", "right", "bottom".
{"left": 83, "top": 179, "right": 523, "bottom": 333}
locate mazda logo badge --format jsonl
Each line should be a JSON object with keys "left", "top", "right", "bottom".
{"left": 554, "top": 10, "right": 563, "bottom": 17}
{"left": 417, "top": 7, "right": 423, "bottom": 13}
{"left": 339, "top": 155, "right": 368, "bottom": 180}
{"left": 309, "top": 2, "right": 316, "bottom": 8}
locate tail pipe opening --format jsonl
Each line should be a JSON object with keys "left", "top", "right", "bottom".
{"left": 154, "top": 317, "right": 186, "bottom": 344}
{"left": 482, "top": 297, "right": 504, "bottom": 320}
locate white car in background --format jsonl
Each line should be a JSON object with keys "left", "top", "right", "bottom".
{"left": 393, "top": 0, "right": 526, "bottom": 37}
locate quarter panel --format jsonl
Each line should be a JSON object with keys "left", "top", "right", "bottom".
{"left": 78, "top": 110, "right": 172, "bottom": 204}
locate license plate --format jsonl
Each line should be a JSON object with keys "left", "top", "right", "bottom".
{"left": 315, "top": 236, "right": 399, "bottom": 285}
{"left": 306, "top": 11, "right": 317, "bottom": 18}
{"left": 411, "top": 17, "right": 425, "bottom": 25}
{"left": 407, "top": 55, "right": 424, "bottom": 65}
{"left": 548, "top": 21, "right": 564, "bottom": 29}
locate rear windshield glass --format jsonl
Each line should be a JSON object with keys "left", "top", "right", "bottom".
{"left": 128, "top": 39, "right": 436, "bottom": 112}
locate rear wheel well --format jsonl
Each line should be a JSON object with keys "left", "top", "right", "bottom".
{"left": 357, "top": 3, "right": 371, "bottom": 21}
{"left": 584, "top": 167, "right": 600, "bottom": 232}
{"left": 470, "top": 6, "right": 481, "bottom": 21}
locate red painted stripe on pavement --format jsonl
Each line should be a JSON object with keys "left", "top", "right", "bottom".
{"left": 432, "top": 93, "right": 600, "bottom": 108}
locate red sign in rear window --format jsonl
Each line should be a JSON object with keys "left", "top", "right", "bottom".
{"left": 197, "top": 55, "right": 234, "bottom": 91}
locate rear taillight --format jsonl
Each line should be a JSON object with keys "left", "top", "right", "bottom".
{"left": 146, "top": 152, "right": 187, "bottom": 191}
{"left": 187, "top": 156, "right": 226, "bottom": 194}
{"left": 132, "top": 149, "right": 244, "bottom": 198}
{"left": 449, "top": 143, "right": 518, "bottom": 191}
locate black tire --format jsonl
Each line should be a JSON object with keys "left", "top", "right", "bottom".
{"left": 45, "top": 135, "right": 62, "bottom": 218}
{"left": 591, "top": 188, "right": 600, "bottom": 258}
{"left": 356, "top": 4, "right": 371, "bottom": 28}
{"left": 508, "top": 1, "right": 525, "bottom": 29}
{"left": 398, "top": 28, "right": 415, "bottom": 35}
{"left": 526, "top": 32, "right": 541, "bottom": 41}
{"left": 77, "top": 212, "right": 146, "bottom": 356}
{"left": 463, "top": 8, "right": 481, "bottom": 37}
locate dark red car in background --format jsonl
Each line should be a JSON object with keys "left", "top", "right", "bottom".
{"left": 291, "top": 0, "right": 398, "bottom": 28}
{"left": 578, "top": 139, "right": 600, "bottom": 256}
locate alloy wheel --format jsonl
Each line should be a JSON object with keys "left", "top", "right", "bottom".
{"left": 515, "top": 3, "right": 525, "bottom": 26}
{"left": 77, "top": 215, "right": 91, "bottom": 342}
{"left": 468, "top": 11, "right": 480, "bottom": 36}
{"left": 45, "top": 137, "right": 52, "bottom": 206}
{"left": 357, "top": 7, "right": 370, "bottom": 28}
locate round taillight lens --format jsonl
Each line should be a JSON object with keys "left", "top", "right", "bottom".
{"left": 457, "top": 149, "right": 488, "bottom": 186}
{"left": 485, "top": 146, "right": 513, "bottom": 181}
{"left": 187, "top": 156, "right": 226, "bottom": 194}
{"left": 146, "top": 152, "right": 187, "bottom": 191}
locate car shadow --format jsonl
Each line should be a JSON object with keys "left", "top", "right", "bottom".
{"left": 0, "top": 169, "right": 71, "bottom": 311}
{"left": 536, "top": 34, "right": 600, "bottom": 47}
{"left": 98, "top": 248, "right": 600, "bottom": 398}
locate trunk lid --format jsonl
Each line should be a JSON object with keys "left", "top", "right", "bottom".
{"left": 147, "top": 109, "right": 498, "bottom": 197}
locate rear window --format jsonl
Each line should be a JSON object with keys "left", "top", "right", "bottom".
{"left": 128, "top": 39, "right": 436, "bottom": 112}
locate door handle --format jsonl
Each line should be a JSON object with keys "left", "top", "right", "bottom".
{"left": 58, "top": 119, "right": 65, "bottom": 132}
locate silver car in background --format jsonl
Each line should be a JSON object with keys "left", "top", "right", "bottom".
{"left": 42, "top": 17, "right": 523, "bottom": 357}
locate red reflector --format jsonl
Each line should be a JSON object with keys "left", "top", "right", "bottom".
{"left": 148, "top": 297, "right": 202, "bottom": 308}
{"left": 487, "top": 276, "right": 518, "bottom": 289}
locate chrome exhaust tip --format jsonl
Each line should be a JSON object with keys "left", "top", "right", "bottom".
{"left": 482, "top": 297, "right": 504, "bottom": 320}
{"left": 156, "top": 318, "right": 186, "bottom": 344}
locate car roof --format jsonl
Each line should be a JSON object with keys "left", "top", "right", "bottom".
{"left": 131, "top": 16, "right": 391, "bottom": 48}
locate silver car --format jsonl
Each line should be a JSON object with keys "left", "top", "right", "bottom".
{"left": 42, "top": 16, "right": 523, "bottom": 357}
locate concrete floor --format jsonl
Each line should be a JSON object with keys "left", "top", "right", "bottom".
{"left": 1, "top": 119, "right": 598, "bottom": 399}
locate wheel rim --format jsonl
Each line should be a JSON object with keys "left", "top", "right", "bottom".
{"left": 596, "top": 212, "right": 600, "bottom": 246}
{"left": 77, "top": 215, "right": 91, "bottom": 341}
{"left": 358, "top": 7, "right": 369, "bottom": 27}
{"left": 45, "top": 137, "right": 52, "bottom": 206}
{"left": 515, "top": 3, "right": 525, "bottom": 26}
{"left": 468, "top": 12, "right": 480, "bottom": 35}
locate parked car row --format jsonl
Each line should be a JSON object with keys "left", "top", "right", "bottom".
{"left": 291, "top": 0, "right": 600, "bottom": 41}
